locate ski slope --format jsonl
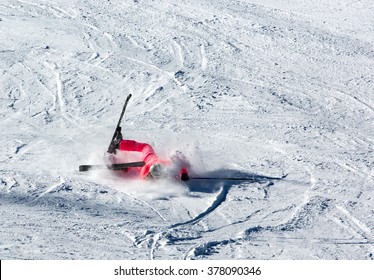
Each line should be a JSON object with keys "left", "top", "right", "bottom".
{"left": 0, "top": 0, "right": 373, "bottom": 259}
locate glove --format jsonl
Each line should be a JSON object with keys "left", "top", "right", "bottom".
{"left": 180, "top": 168, "right": 189, "bottom": 181}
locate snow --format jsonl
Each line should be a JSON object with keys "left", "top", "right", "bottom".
{"left": 0, "top": 0, "right": 373, "bottom": 260}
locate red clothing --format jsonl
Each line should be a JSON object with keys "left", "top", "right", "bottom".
{"left": 119, "top": 140, "right": 170, "bottom": 179}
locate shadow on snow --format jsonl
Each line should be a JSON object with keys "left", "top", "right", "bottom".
{"left": 171, "top": 169, "right": 286, "bottom": 228}
{"left": 186, "top": 168, "right": 286, "bottom": 193}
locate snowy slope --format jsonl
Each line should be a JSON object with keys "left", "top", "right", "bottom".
{"left": 0, "top": 0, "right": 373, "bottom": 259}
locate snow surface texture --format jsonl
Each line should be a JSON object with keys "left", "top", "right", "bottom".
{"left": 0, "top": 0, "right": 373, "bottom": 260}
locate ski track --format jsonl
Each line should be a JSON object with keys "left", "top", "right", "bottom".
{"left": 130, "top": 194, "right": 168, "bottom": 223}
{"left": 335, "top": 205, "right": 372, "bottom": 237}
{"left": 34, "top": 177, "right": 66, "bottom": 202}
{"left": 200, "top": 44, "right": 208, "bottom": 71}
{"left": 1, "top": 0, "right": 373, "bottom": 260}
{"left": 172, "top": 40, "right": 184, "bottom": 69}
{"left": 171, "top": 185, "right": 230, "bottom": 228}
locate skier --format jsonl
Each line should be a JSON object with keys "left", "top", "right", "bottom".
{"left": 110, "top": 136, "right": 190, "bottom": 181}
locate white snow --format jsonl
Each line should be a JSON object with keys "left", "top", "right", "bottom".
{"left": 0, "top": 0, "right": 373, "bottom": 260}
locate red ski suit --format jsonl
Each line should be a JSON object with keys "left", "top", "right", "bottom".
{"left": 119, "top": 140, "right": 171, "bottom": 179}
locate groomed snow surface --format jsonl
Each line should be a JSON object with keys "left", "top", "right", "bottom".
{"left": 0, "top": 0, "right": 373, "bottom": 260}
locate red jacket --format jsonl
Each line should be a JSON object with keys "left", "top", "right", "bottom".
{"left": 119, "top": 140, "right": 171, "bottom": 179}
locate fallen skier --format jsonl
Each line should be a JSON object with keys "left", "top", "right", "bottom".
{"left": 109, "top": 136, "right": 190, "bottom": 181}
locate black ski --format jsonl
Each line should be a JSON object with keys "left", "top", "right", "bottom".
{"left": 189, "top": 177, "right": 257, "bottom": 181}
{"left": 79, "top": 161, "right": 145, "bottom": 172}
{"left": 107, "top": 94, "right": 132, "bottom": 154}
{"left": 189, "top": 174, "right": 287, "bottom": 181}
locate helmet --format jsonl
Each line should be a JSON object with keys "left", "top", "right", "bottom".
{"left": 149, "top": 163, "right": 165, "bottom": 179}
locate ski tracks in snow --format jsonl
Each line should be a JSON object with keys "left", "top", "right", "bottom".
{"left": 33, "top": 176, "right": 66, "bottom": 202}
{"left": 170, "top": 185, "right": 229, "bottom": 228}
{"left": 136, "top": 177, "right": 281, "bottom": 259}
{"left": 331, "top": 205, "right": 374, "bottom": 247}
{"left": 132, "top": 184, "right": 231, "bottom": 259}
{"left": 126, "top": 193, "right": 168, "bottom": 223}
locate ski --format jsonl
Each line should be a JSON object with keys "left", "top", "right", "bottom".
{"left": 107, "top": 94, "right": 132, "bottom": 154}
{"left": 189, "top": 177, "right": 257, "bottom": 181}
{"left": 79, "top": 161, "right": 145, "bottom": 172}
{"left": 189, "top": 174, "right": 287, "bottom": 181}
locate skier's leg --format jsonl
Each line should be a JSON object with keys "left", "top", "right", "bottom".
{"left": 119, "top": 140, "right": 155, "bottom": 160}
{"left": 119, "top": 140, "right": 180, "bottom": 180}
{"left": 119, "top": 140, "right": 161, "bottom": 179}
